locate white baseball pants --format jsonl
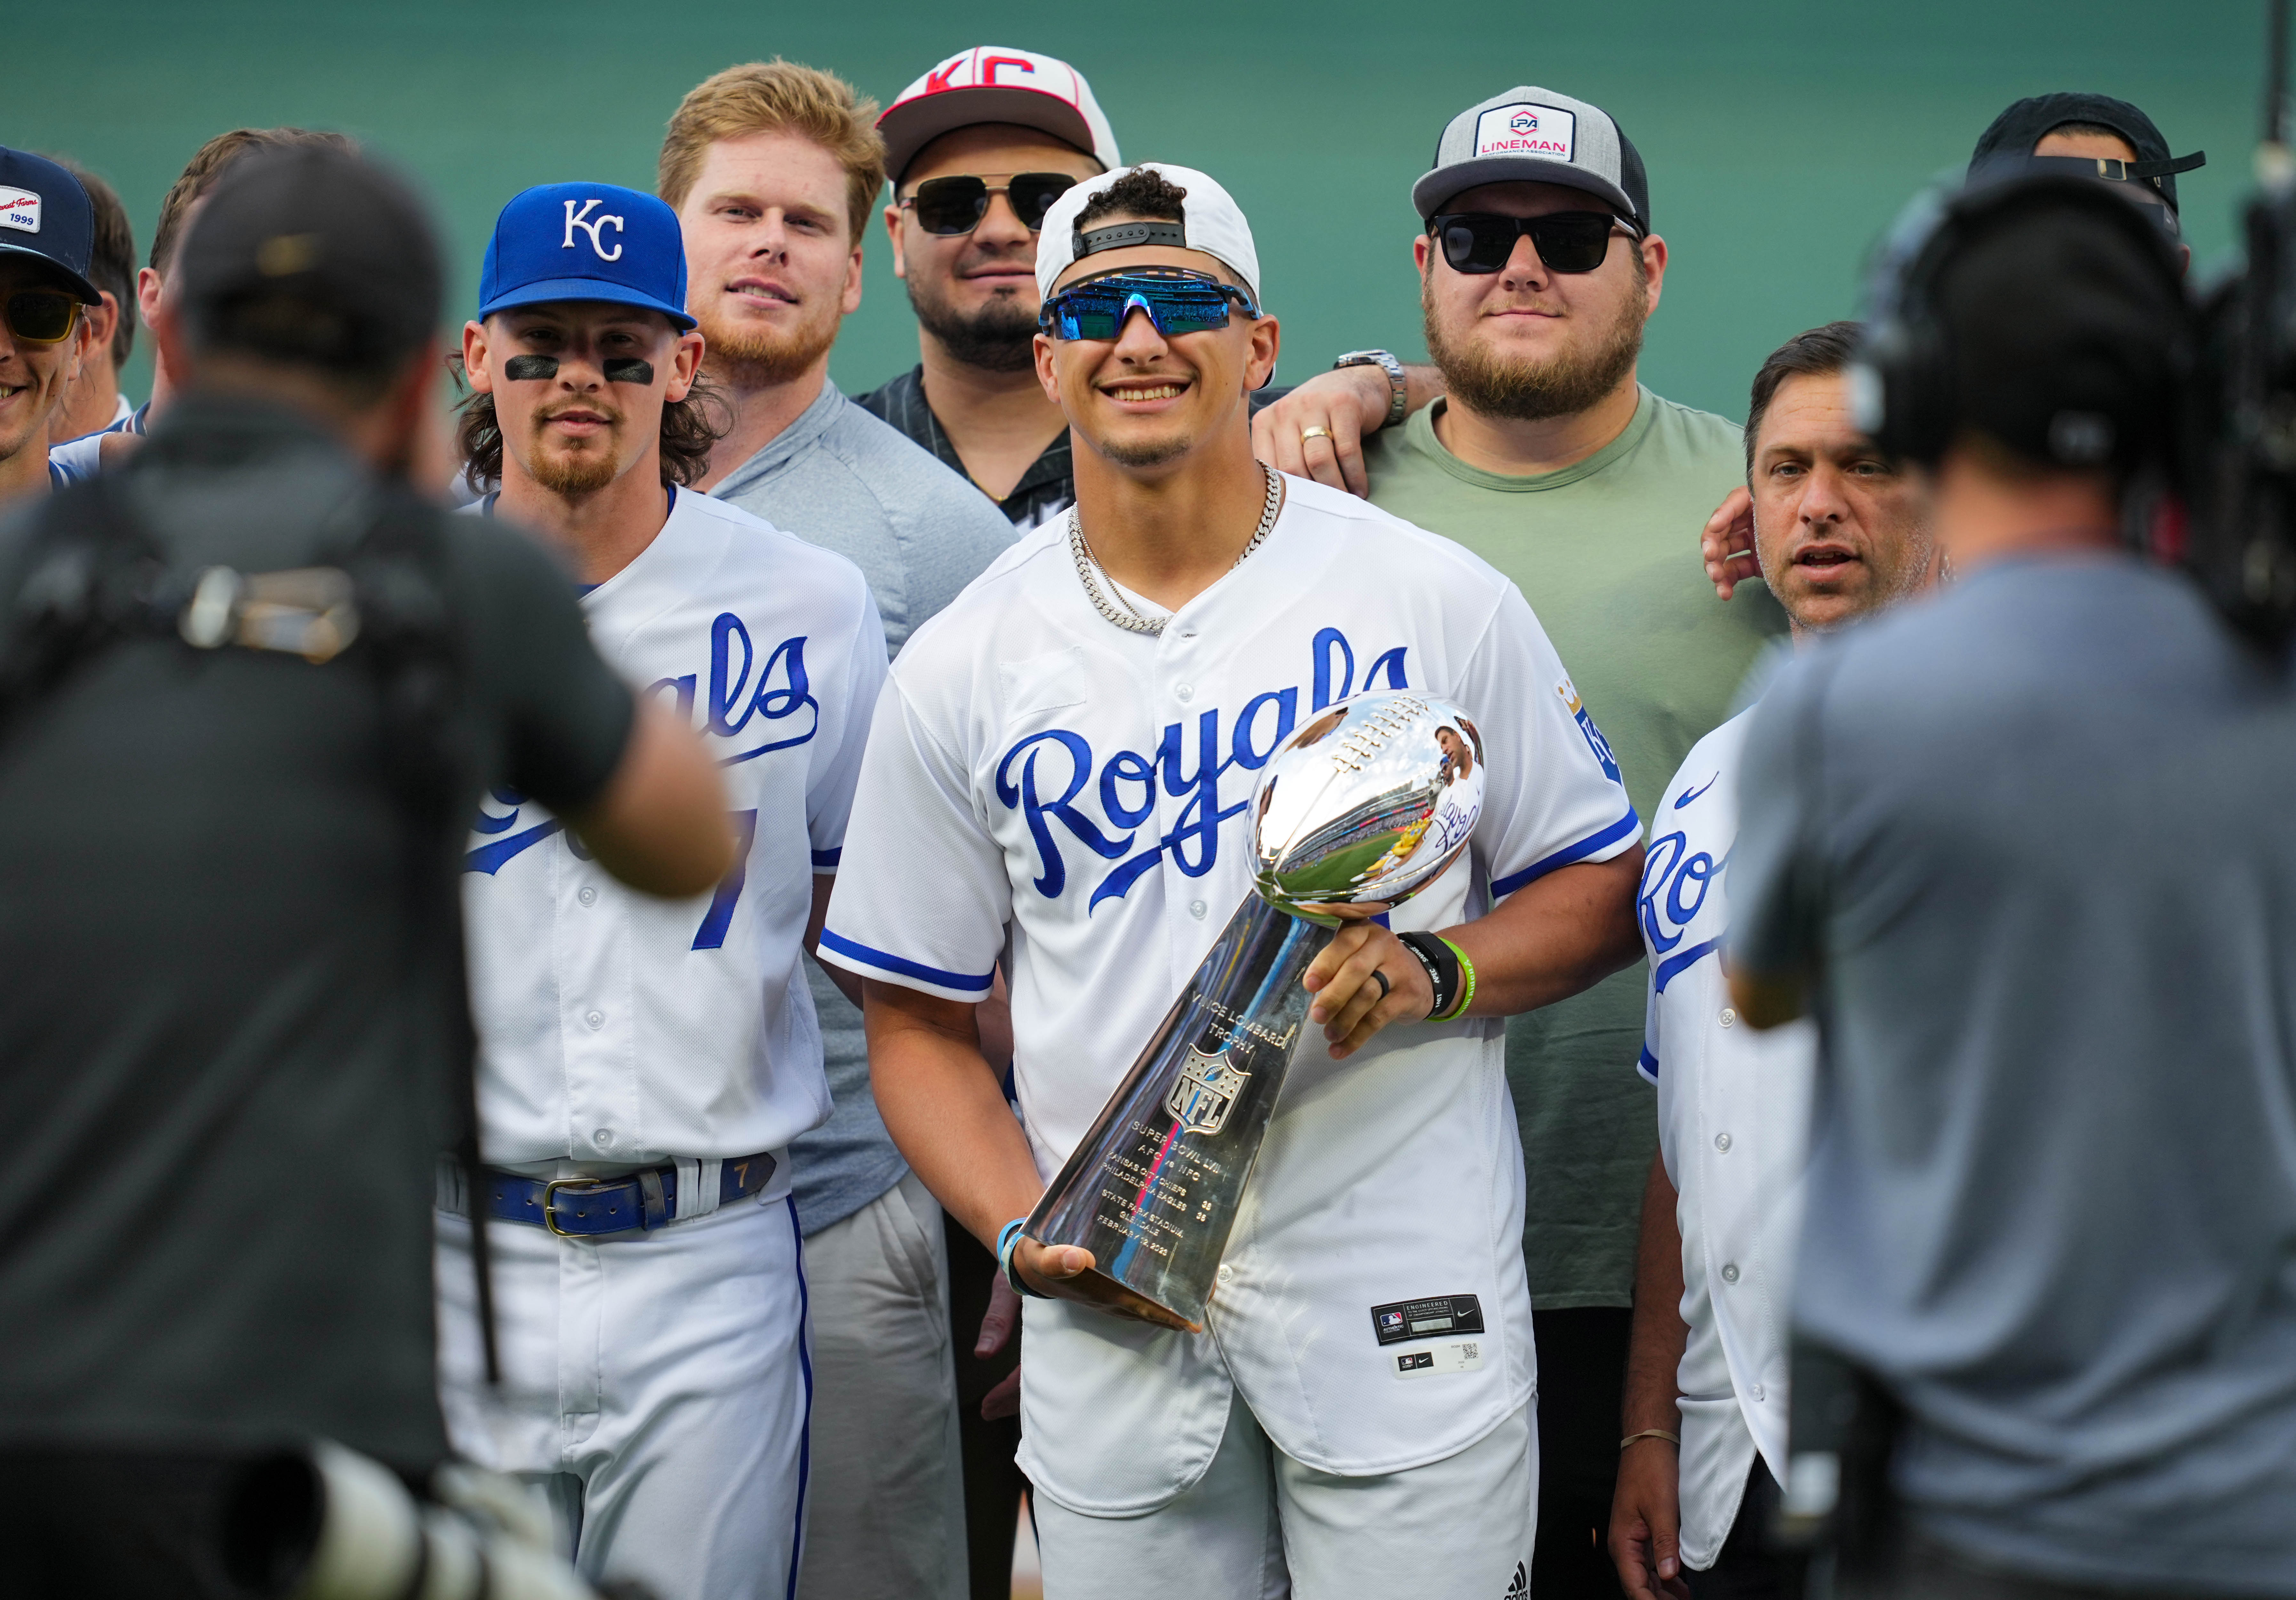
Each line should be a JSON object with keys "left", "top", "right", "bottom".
{"left": 435, "top": 1191, "right": 811, "bottom": 1600}
{"left": 1035, "top": 1392, "right": 1536, "bottom": 1600}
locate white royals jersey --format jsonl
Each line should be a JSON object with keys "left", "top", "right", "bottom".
{"left": 1638, "top": 709, "right": 1817, "bottom": 1567}
{"left": 821, "top": 475, "right": 1639, "bottom": 1508}
{"left": 461, "top": 487, "right": 885, "bottom": 1169}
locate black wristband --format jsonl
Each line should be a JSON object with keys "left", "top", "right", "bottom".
{"left": 1396, "top": 930, "right": 1459, "bottom": 1019}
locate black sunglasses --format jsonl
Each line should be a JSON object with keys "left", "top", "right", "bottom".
{"left": 902, "top": 173, "right": 1077, "bottom": 236}
{"left": 1428, "top": 211, "right": 1633, "bottom": 275}
{"left": 3, "top": 288, "right": 81, "bottom": 344}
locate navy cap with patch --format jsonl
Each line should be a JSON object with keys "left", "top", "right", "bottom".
{"left": 1967, "top": 93, "right": 2204, "bottom": 218}
{"left": 0, "top": 147, "right": 101, "bottom": 304}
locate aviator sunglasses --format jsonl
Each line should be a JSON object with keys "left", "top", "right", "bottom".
{"left": 3, "top": 288, "right": 82, "bottom": 344}
{"left": 902, "top": 172, "right": 1078, "bottom": 236}
{"left": 1039, "top": 269, "right": 1260, "bottom": 341}
{"left": 1428, "top": 210, "right": 1636, "bottom": 275}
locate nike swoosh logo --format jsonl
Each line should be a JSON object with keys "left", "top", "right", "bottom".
{"left": 1674, "top": 775, "right": 1718, "bottom": 809}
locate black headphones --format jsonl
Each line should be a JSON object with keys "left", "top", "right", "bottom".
{"left": 1850, "top": 172, "right": 2188, "bottom": 471}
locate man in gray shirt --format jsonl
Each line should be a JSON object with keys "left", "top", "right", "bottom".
{"left": 659, "top": 60, "right": 1014, "bottom": 1600}
{"left": 1731, "top": 180, "right": 2296, "bottom": 1596}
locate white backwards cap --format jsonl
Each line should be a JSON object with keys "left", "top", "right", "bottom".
{"left": 1034, "top": 162, "right": 1260, "bottom": 303}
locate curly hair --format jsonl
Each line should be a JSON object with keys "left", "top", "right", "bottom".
{"left": 453, "top": 364, "right": 730, "bottom": 493}
{"left": 1075, "top": 166, "right": 1189, "bottom": 232}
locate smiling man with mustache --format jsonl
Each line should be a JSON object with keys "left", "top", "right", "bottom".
{"left": 820, "top": 161, "right": 1648, "bottom": 1597}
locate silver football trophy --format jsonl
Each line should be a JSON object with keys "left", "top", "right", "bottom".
{"left": 1025, "top": 689, "right": 1486, "bottom": 1330}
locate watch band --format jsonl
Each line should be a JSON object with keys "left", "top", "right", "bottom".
{"left": 1334, "top": 348, "right": 1408, "bottom": 430}
{"left": 1396, "top": 930, "right": 1459, "bottom": 1019}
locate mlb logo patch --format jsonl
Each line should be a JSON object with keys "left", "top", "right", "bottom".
{"left": 1378, "top": 1309, "right": 1406, "bottom": 1334}
{"left": 0, "top": 188, "right": 41, "bottom": 235}
{"left": 1474, "top": 103, "right": 1576, "bottom": 162}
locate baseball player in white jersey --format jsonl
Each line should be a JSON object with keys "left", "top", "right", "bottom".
{"left": 819, "top": 163, "right": 1647, "bottom": 1597}
{"left": 1610, "top": 324, "right": 1936, "bottom": 1599}
{"left": 432, "top": 182, "right": 884, "bottom": 1600}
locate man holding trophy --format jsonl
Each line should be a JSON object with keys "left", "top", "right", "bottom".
{"left": 820, "top": 163, "right": 1645, "bottom": 1594}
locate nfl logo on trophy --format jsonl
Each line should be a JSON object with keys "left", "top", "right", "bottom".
{"left": 1167, "top": 1047, "right": 1248, "bottom": 1137}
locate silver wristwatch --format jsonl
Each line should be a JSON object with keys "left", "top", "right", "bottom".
{"left": 1333, "top": 348, "right": 1408, "bottom": 430}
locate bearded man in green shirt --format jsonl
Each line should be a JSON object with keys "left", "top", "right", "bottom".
{"left": 1260, "top": 85, "right": 1784, "bottom": 1598}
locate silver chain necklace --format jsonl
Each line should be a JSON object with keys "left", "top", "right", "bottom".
{"left": 1068, "top": 462, "right": 1284, "bottom": 637}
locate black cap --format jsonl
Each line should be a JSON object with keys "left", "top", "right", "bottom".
{"left": 175, "top": 143, "right": 441, "bottom": 373}
{"left": 0, "top": 146, "right": 102, "bottom": 303}
{"left": 1936, "top": 177, "right": 2190, "bottom": 474}
{"left": 1967, "top": 93, "right": 2204, "bottom": 218}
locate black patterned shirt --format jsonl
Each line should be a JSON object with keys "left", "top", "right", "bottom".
{"left": 853, "top": 365, "right": 1075, "bottom": 531}
{"left": 853, "top": 365, "right": 1291, "bottom": 532}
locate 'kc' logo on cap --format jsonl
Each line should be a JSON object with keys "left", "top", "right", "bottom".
{"left": 563, "top": 198, "right": 624, "bottom": 262}
{"left": 477, "top": 181, "right": 694, "bottom": 331}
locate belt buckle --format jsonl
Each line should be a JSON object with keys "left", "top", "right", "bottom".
{"left": 541, "top": 1177, "right": 608, "bottom": 1237}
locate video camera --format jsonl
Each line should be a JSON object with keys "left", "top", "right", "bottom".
{"left": 219, "top": 1440, "right": 653, "bottom": 1600}
{"left": 2181, "top": 0, "right": 2296, "bottom": 646}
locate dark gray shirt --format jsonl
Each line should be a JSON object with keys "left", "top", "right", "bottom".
{"left": 710, "top": 379, "right": 1015, "bottom": 1234}
{"left": 0, "top": 399, "right": 633, "bottom": 1469}
{"left": 1733, "top": 557, "right": 2296, "bottom": 1594}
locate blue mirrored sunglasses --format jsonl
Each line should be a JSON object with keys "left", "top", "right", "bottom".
{"left": 1038, "top": 269, "right": 1260, "bottom": 341}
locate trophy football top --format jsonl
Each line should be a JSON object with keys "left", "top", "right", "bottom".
{"left": 1250, "top": 690, "right": 1487, "bottom": 924}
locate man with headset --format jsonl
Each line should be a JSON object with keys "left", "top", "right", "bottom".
{"left": 1727, "top": 172, "right": 2296, "bottom": 1598}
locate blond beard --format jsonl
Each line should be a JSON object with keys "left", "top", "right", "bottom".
{"left": 696, "top": 299, "right": 842, "bottom": 389}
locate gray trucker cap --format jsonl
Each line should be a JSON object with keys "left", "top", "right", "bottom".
{"left": 1412, "top": 86, "right": 1651, "bottom": 232}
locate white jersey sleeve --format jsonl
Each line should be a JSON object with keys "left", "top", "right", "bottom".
{"left": 816, "top": 674, "right": 1007, "bottom": 1000}
{"left": 1452, "top": 580, "right": 1641, "bottom": 902}
{"left": 807, "top": 600, "right": 889, "bottom": 873}
{"left": 1640, "top": 978, "right": 1663, "bottom": 1087}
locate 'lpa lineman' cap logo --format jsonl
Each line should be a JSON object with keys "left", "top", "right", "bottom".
{"left": 1, "top": 188, "right": 41, "bottom": 234}
{"left": 1476, "top": 103, "right": 1575, "bottom": 160}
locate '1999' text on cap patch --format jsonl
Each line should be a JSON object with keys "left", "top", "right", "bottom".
{"left": 1474, "top": 104, "right": 1576, "bottom": 162}
{"left": 1, "top": 189, "right": 42, "bottom": 235}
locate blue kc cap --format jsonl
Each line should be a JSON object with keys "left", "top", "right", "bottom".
{"left": 478, "top": 181, "right": 695, "bottom": 331}
{"left": 0, "top": 147, "right": 101, "bottom": 304}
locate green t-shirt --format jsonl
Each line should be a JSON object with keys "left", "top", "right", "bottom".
{"left": 1364, "top": 386, "right": 1787, "bottom": 1307}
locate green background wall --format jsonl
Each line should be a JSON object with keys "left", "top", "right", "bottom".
{"left": 15, "top": 0, "right": 2263, "bottom": 422}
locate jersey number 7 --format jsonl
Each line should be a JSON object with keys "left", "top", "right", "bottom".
{"left": 690, "top": 810, "right": 760, "bottom": 950}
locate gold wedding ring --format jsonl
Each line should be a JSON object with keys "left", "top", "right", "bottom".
{"left": 1300, "top": 425, "right": 1334, "bottom": 444}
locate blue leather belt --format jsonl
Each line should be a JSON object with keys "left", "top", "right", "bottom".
{"left": 484, "top": 1152, "right": 778, "bottom": 1237}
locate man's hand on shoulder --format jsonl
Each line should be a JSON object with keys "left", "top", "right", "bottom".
{"left": 1251, "top": 365, "right": 1395, "bottom": 497}
{"left": 1704, "top": 484, "right": 1760, "bottom": 600}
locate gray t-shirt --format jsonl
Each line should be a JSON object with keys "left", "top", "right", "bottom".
{"left": 1732, "top": 557, "right": 2296, "bottom": 1594}
{"left": 711, "top": 380, "right": 1015, "bottom": 1235}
